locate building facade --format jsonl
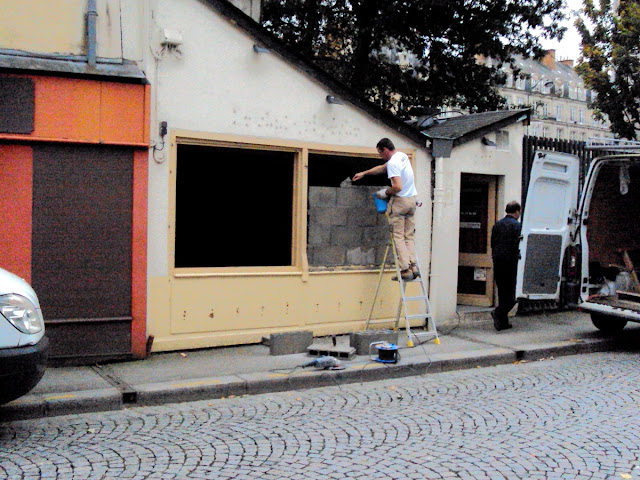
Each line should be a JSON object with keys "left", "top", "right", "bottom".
{"left": 0, "top": 0, "right": 149, "bottom": 363}
{"left": 1, "top": 0, "right": 530, "bottom": 359}
{"left": 484, "top": 50, "right": 612, "bottom": 141}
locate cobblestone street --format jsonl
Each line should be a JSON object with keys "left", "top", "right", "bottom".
{"left": 2, "top": 352, "right": 640, "bottom": 479}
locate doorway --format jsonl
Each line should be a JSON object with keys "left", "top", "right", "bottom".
{"left": 457, "top": 174, "right": 498, "bottom": 306}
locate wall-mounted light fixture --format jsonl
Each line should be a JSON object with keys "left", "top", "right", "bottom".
{"left": 253, "top": 44, "right": 269, "bottom": 53}
{"left": 326, "top": 95, "right": 343, "bottom": 105}
{"left": 153, "top": 121, "right": 168, "bottom": 163}
{"left": 481, "top": 136, "right": 496, "bottom": 147}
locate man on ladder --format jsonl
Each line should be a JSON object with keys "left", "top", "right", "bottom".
{"left": 353, "top": 138, "right": 418, "bottom": 281}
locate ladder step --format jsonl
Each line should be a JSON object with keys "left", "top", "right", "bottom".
{"left": 410, "top": 331, "right": 438, "bottom": 339}
{"left": 404, "top": 295, "right": 429, "bottom": 301}
{"left": 406, "top": 313, "right": 432, "bottom": 320}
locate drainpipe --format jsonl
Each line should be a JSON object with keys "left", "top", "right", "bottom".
{"left": 87, "top": 0, "right": 98, "bottom": 67}
{"left": 428, "top": 155, "right": 446, "bottom": 319}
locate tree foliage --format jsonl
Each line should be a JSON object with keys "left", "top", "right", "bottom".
{"left": 576, "top": 0, "right": 640, "bottom": 139}
{"left": 260, "top": 0, "right": 565, "bottom": 118}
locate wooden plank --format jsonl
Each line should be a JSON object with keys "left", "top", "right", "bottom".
{"left": 620, "top": 250, "right": 640, "bottom": 293}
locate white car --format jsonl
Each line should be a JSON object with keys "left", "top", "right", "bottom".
{"left": 0, "top": 266, "right": 48, "bottom": 404}
{"left": 517, "top": 141, "right": 640, "bottom": 332}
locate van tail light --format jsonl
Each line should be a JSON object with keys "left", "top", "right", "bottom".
{"left": 567, "top": 246, "right": 577, "bottom": 278}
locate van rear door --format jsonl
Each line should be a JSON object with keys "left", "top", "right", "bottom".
{"left": 516, "top": 151, "right": 580, "bottom": 302}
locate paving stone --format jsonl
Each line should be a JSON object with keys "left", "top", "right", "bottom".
{"left": 2, "top": 353, "right": 640, "bottom": 480}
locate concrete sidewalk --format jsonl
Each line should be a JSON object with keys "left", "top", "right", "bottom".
{"left": 2, "top": 310, "right": 639, "bottom": 422}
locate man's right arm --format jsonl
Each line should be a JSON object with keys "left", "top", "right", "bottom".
{"left": 353, "top": 163, "right": 387, "bottom": 182}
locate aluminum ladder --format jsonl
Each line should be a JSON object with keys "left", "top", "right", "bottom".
{"left": 365, "top": 212, "right": 440, "bottom": 347}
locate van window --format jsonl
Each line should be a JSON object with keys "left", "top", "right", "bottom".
{"left": 526, "top": 175, "right": 572, "bottom": 229}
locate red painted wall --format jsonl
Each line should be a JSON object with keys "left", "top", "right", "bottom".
{"left": 0, "top": 144, "right": 32, "bottom": 282}
{"left": 0, "top": 73, "right": 149, "bottom": 359}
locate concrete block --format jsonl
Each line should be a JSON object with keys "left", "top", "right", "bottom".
{"left": 306, "top": 344, "right": 356, "bottom": 360}
{"left": 377, "top": 212, "right": 390, "bottom": 226}
{"left": 346, "top": 247, "right": 376, "bottom": 265}
{"left": 331, "top": 226, "right": 362, "bottom": 246}
{"left": 350, "top": 330, "right": 399, "bottom": 355}
{"left": 362, "top": 226, "right": 388, "bottom": 247}
{"left": 347, "top": 208, "right": 377, "bottom": 227}
{"left": 312, "top": 246, "right": 345, "bottom": 266}
{"left": 336, "top": 187, "right": 369, "bottom": 208}
{"left": 310, "top": 206, "right": 348, "bottom": 226}
{"left": 309, "top": 187, "right": 337, "bottom": 207}
{"left": 376, "top": 245, "right": 394, "bottom": 265}
{"left": 308, "top": 223, "right": 331, "bottom": 246}
{"left": 269, "top": 331, "right": 314, "bottom": 356}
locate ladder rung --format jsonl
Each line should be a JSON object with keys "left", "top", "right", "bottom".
{"left": 404, "top": 295, "right": 429, "bottom": 301}
{"left": 406, "top": 313, "right": 432, "bottom": 320}
{"left": 410, "top": 331, "right": 438, "bottom": 339}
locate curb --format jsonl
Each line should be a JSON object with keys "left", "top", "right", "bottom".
{"left": 0, "top": 338, "right": 615, "bottom": 422}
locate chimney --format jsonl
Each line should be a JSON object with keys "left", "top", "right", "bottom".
{"left": 560, "top": 59, "right": 574, "bottom": 68}
{"left": 541, "top": 49, "right": 556, "bottom": 70}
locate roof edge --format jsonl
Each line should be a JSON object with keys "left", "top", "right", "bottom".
{"left": 0, "top": 50, "right": 148, "bottom": 84}
{"left": 201, "top": 0, "right": 426, "bottom": 146}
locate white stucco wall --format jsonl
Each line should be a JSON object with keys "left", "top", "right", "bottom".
{"left": 143, "top": 0, "right": 431, "bottom": 279}
{"left": 139, "top": 0, "right": 433, "bottom": 349}
{"left": 429, "top": 122, "right": 524, "bottom": 322}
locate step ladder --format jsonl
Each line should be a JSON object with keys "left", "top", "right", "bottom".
{"left": 365, "top": 212, "right": 440, "bottom": 347}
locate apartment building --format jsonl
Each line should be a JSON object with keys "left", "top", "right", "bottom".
{"left": 485, "top": 50, "right": 612, "bottom": 141}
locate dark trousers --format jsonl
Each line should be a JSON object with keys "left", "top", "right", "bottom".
{"left": 494, "top": 261, "right": 517, "bottom": 323}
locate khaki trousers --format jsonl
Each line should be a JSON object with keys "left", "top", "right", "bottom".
{"left": 387, "top": 195, "right": 417, "bottom": 271}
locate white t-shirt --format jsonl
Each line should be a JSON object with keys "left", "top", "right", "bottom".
{"left": 386, "top": 151, "right": 417, "bottom": 197}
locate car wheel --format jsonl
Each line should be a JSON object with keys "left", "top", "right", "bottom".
{"left": 591, "top": 313, "right": 627, "bottom": 333}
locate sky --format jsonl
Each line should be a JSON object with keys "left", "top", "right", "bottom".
{"left": 540, "top": 0, "right": 584, "bottom": 62}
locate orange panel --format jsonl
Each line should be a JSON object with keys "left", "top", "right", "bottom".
{"left": 0, "top": 74, "right": 147, "bottom": 146}
{"left": 34, "top": 77, "right": 101, "bottom": 142}
{"left": 0, "top": 145, "right": 32, "bottom": 282}
{"left": 101, "top": 83, "right": 147, "bottom": 145}
{"left": 130, "top": 149, "right": 148, "bottom": 358}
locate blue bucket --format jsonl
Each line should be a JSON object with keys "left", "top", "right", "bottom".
{"left": 371, "top": 193, "right": 388, "bottom": 213}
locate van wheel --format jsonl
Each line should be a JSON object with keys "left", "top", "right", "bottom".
{"left": 591, "top": 313, "right": 627, "bottom": 333}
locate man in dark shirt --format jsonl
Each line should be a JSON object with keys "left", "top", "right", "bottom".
{"left": 491, "top": 201, "right": 522, "bottom": 331}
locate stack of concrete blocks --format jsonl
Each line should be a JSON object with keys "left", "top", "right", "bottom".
{"left": 308, "top": 186, "right": 391, "bottom": 267}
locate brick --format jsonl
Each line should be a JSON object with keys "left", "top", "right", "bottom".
{"left": 350, "top": 329, "right": 399, "bottom": 355}
{"left": 308, "top": 187, "right": 337, "bottom": 207}
{"left": 269, "top": 331, "right": 313, "bottom": 356}
{"left": 306, "top": 344, "right": 356, "bottom": 360}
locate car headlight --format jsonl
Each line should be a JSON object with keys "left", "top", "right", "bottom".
{"left": 0, "top": 294, "right": 44, "bottom": 334}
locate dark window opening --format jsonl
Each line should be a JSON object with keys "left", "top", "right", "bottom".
{"left": 175, "top": 144, "right": 295, "bottom": 268}
{"left": 308, "top": 153, "right": 387, "bottom": 187}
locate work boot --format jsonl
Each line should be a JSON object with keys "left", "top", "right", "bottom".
{"left": 392, "top": 269, "right": 415, "bottom": 282}
{"left": 410, "top": 262, "right": 420, "bottom": 278}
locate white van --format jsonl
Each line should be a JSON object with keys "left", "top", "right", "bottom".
{"left": 517, "top": 141, "right": 640, "bottom": 332}
{"left": 0, "top": 267, "right": 48, "bottom": 403}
